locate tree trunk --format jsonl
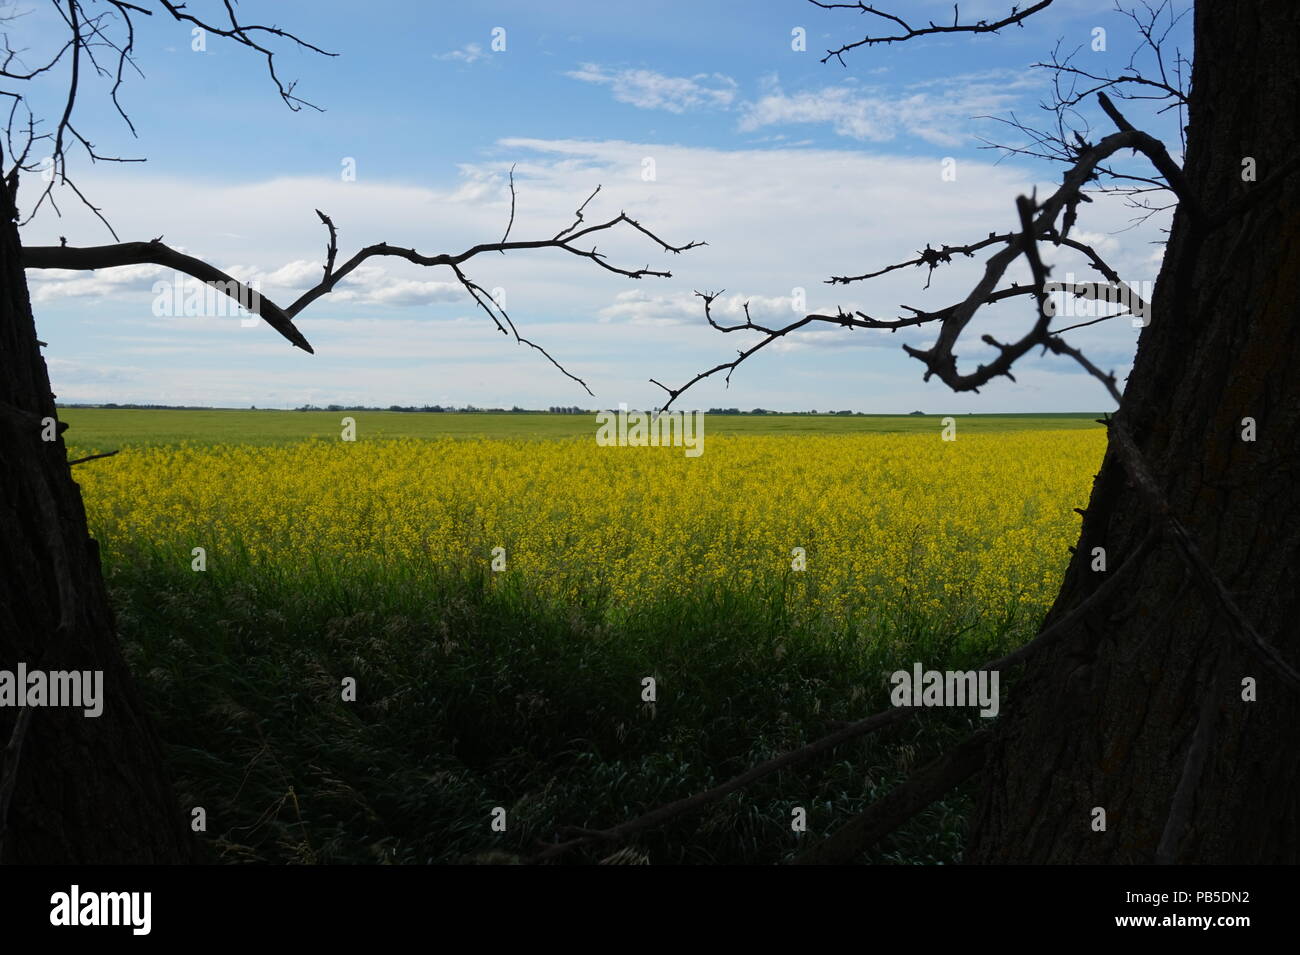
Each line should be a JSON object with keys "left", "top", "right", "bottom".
{"left": 0, "top": 169, "right": 195, "bottom": 863}
{"left": 968, "top": 0, "right": 1300, "bottom": 863}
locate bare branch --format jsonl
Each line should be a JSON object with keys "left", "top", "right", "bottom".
{"left": 5, "top": 0, "right": 334, "bottom": 236}
{"left": 811, "top": 0, "right": 1054, "bottom": 64}
{"left": 662, "top": 107, "right": 1188, "bottom": 412}
{"left": 499, "top": 164, "right": 516, "bottom": 252}
{"left": 23, "top": 239, "right": 313, "bottom": 352}
{"left": 314, "top": 209, "right": 338, "bottom": 282}
{"left": 527, "top": 706, "right": 916, "bottom": 863}
{"left": 155, "top": 0, "right": 336, "bottom": 112}
{"left": 554, "top": 185, "right": 601, "bottom": 241}
{"left": 1095, "top": 92, "right": 1201, "bottom": 221}
{"left": 829, "top": 233, "right": 1016, "bottom": 287}
{"left": 977, "top": 4, "right": 1192, "bottom": 189}
{"left": 791, "top": 730, "right": 991, "bottom": 865}
{"left": 24, "top": 191, "right": 703, "bottom": 389}
{"left": 67, "top": 449, "right": 119, "bottom": 466}
{"left": 284, "top": 204, "right": 703, "bottom": 319}
{"left": 1033, "top": 58, "right": 1187, "bottom": 108}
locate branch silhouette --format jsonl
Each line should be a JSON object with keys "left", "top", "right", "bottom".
{"left": 4, "top": 0, "right": 336, "bottom": 237}
{"left": 24, "top": 196, "right": 705, "bottom": 390}
{"left": 810, "top": 0, "right": 1055, "bottom": 64}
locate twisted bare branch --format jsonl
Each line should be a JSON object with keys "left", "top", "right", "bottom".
{"left": 791, "top": 730, "right": 992, "bottom": 865}
{"left": 5, "top": 0, "right": 333, "bottom": 235}
{"left": 24, "top": 189, "right": 703, "bottom": 388}
{"left": 655, "top": 90, "right": 1190, "bottom": 414}
{"left": 810, "top": 0, "right": 1054, "bottom": 64}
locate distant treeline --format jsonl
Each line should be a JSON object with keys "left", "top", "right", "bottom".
{"left": 294, "top": 405, "right": 890, "bottom": 415}
{"left": 58, "top": 402, "right": 928, "bottom": 416}
{"left": 60, "top": 403, "right": 219, "bottom": 410}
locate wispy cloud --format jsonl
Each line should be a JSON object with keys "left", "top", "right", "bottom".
{"left": 599, "top": 289, "right": 801, "bottom": 327}
{"left": 30, "top": 138, "right": 1160, "bottom": 411}
{"left": 32, "top": 257, "right": 466, "bottom": 311}
{"left": 566, "top": 64, "right": 737, "bottom": 113}
{"left": 739, "top": 71, "right": 1036, "bottom": 146}
{"left": 29, "top": 261, "right": 166, "bottom": 303}
{"left": 436, "top": 42, "right": 485, "bottom": 64}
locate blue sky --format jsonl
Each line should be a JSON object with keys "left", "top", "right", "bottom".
{"left": 17, "top": 0, "right": 1190, "bottom": 411}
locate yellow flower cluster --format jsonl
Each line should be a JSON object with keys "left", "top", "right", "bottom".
{"left": 74, "top": 430, "right": 1104, "bottom": 621}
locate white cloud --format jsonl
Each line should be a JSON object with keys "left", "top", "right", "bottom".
{"left": 25, "top": 137, "right": 1166, "bottom": 411}
{"left": 739, "top": 71, "right": 1037, "bottom": 146}
{"left": 31, "top": 252, "right": 463, "bottom": 310}
{"left": 46, "top": 358, "right": 140, "bottom": 386}
{"left": 29, "top": 261, "right": 165, "bottom": 303}
{"left": 356, "top": 279, "right": 463, "bottom": 307}
{"left": 224, "top": 259, "right": 320, "bottom": 290}
{"left": 1065, "top": 230, "right": 1121, "bottom": 257}
{"left": 566, "top": 64, "right": 737, "bottom": 113}
{"left": 599, "top": 289, "right": 802, "bottom": 327}
{"left": 436, "top": 43, "right": 484, "bottom": 64}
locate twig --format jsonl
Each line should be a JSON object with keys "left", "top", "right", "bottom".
{"left": 810, "top": 0, "right": 1054, "bottom": 64}
{"left": 791, "top": 730, "right": 991, "bottom": 864}
{"left": 528, "top": 707, "right": 914, "bottom": 863}
{"left": 67, "top": 449, "right": 118, "bottom": 466}
{"left": 25, "top": 193, "right": 703, "bottom": 388}
{"left": 499, "top": 164, "right": 516, "bottom": 251}
{"left": 659, "top": 101, "right": 1191, "bottom": 412}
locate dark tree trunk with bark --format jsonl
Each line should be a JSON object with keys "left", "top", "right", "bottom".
{"left": 0, "top": 170, "right": 195, "bottom": 863}
{"left": 969, "top": 0, "right": 1300, "bottom": 863}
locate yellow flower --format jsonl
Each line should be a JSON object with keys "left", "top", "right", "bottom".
{"left": 72, "top": 430, "right": 1103, "bottom": 621}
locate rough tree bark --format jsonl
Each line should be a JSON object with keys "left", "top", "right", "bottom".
{"left": 0, "top": 168, "right": 196, "bottom": 863}
{"left": 967, "top": 0, "right": 1300, "bottom": 863}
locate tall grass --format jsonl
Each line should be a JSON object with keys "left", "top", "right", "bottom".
{"left": 108, "top": 548, "right": 1037, "bottom": 865}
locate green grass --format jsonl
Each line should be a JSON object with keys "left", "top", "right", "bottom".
{"left": 59, "top": 407, "right": 1104, "bottom": 451}
{"left": 111, "top": 552, "right": 1028, "bottom": 865}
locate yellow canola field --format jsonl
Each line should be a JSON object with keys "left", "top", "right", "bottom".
{"left": 74, "top": 430, "right": 1104, "bottom": 621}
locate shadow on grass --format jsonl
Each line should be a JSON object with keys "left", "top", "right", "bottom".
{"left": 110, "top": 554, "right": 1038, "bottom": 865}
